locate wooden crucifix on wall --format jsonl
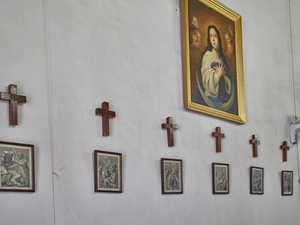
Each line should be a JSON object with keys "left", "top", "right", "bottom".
{"left": 161, "top": 117, "right": 178, "bottom": 147}
{"left": 0, "top": 84, "right": 27, "bottom": 125}
{"left": 280, "top": 141, "right": 289, "bottom": 162}
{"left": 212, "top": 127, "right": 225, "bottom": 153}
{"left": 249, "top": 135, "right": 260, "bottom": 157}
{"left": 95, "top": 102, "right": 116, "bottom": 136}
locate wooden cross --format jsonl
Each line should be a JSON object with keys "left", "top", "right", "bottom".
{"left": 161, "top": 117, "right": 178, "bottom": 147}
{"left": 95, "top": 102, "right": 116, "bottom": 136}
{"left": 212, "top": 127, "right": 225, "bottom": 153}
{"left": 280, "top": 141, "right": 289, "bottom": 162}
{"left": 249, "top": 135, "right": 260, "bottom": 157}
{"left": 0, "top": 84, "right": 27, "bottom": 125}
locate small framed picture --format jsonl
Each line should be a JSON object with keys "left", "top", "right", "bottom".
{"left": 94, "top": 150, "right": 122, "bottom": 193}
{"left": 250, "top": 166, "right": 264, "bottom": 194}
{"left": 161, "top": 158, "right": 183, "bottom": 194}
{"left": 212, "top": 163, "right": 229, "bottom": 194}
{"left": 0, "top": 141, "right": 35, "bottom": 192}
{"left": 281, "top": 170, "right": 293, "bottom": 196}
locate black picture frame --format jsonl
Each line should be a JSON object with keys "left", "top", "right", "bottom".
{"left": 281, "top": 170, "right": 293, "bottom": 196}
{"left": 250, "top": 166, "right": 264, "bottom": 195}
{"left": 161, "top": 158, "right": 183, "bottom": 194}
{"left": 212, "top": 162, "right": 229, "bottom": 194}
{"left": 94, "top": 150, "right": 122, "bottom": 193}
{"left": 0, "top": 141, "right": 35, "bottom": 192}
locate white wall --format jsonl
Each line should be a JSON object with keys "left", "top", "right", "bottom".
{"left": 0, "top": 0, "right": 300, "bottom": 224}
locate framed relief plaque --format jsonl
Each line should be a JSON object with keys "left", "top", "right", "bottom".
{"left": 94, "top": 150, "right": 122, "bottom": 193}
{"left": 250, "top": 166, "right": 264, "bottom": 195}
{"left": 0, "top": 141, "right": 35, "bottom": 192}
{"left": 161, "top": 158, "right": 183, "bottom": 194}
{"left": 281, "top": 170, "right": 293, "bottom": 196}
{"left": 212, "top": 162, "right": 229, "bottom": 194}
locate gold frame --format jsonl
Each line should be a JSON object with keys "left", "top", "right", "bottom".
{"left": 181, "top": 0, "right": 245, "bottom": 124}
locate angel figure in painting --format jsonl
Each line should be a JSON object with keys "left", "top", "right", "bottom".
{"left": 190, "top": 29, "right": 202, "bottom": 49}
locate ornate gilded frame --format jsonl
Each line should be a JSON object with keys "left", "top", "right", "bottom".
{"left": 181, "top": 0, "right": 245, "bottom": 124}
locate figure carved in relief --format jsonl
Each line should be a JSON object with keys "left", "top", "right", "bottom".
{"left": 98, "top": 157, "right": 118, "bottom": 189}
{"left": 1, "top": 149, "right": 29, "bottom": 187}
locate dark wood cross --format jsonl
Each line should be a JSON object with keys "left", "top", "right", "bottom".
{"left": 249, "top": 135, "right": 260, "bottom": 157}
{"left": 0, "top": 84, "right": 27, "bottom": 125}
{"left": 95, "top": 102, "right": 116, "bottom": 136}
{"left": 280, "top": 141, "right": 289, "bottom": 162}
{"left": 212, "top": 127, "right": 225, "bottom": 153}
{"left": 161, "top": 117, "right": 178, "bottom": 147}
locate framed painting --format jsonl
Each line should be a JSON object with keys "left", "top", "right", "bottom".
{"left": 161, "top": 158, "right": 183, "bottom": 194}
{"left": 281, "top": 170, "right": 293, "bottom": 196}
{"left": 181, "top": 0, "right": 245, "bottom": 124}
{"left": 0, "top": 141, "right": 35, "bottom": 192}
{"left": 94, "top": 150, "right": 122, "bottom": 193}
{"left": 212, "top": 162, "right": 229, "bottom": 194}
{"left": 250, "top": 166, "right": 264, "bottom": 195}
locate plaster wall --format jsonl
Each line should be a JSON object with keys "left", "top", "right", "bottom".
{"left": 0, "top": 0, "right": 300, "bottom": 224}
